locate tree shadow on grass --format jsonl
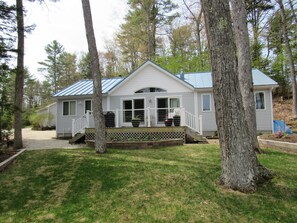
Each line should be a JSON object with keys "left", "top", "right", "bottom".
{"left": 213, "top": 180, "right": 297, "bottom": 222}
{"left": 0, "top": 147, "right": 296, "bottom": 222}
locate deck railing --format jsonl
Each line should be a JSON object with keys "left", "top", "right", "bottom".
{"left": 184, "top": 110, "right": 203, "bottom": 134}
{"left": 72, "top": 107, "right": 203, "bottom": 137}
{"left": 71, "top": 111, "right": 90, "bottom": 137}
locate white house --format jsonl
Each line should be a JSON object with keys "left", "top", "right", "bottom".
{"left": 36, "top": 102, "right": 57, "bottom": 128}
{"left": 53, "top": 60, "right": 278, "bottom": 138}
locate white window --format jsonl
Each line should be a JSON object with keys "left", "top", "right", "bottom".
{"left": 85, "top": 100, "right": 92, "bottom": 114}
{"left": 123, "top": 99, "right": 145, "bottom": 123}
{"left": 63, "top": 101, "right": 76, "bottom": 116}
{"left": 255, "top": 91, "right": 265, "bottom": 109}
{"left": 202, "top": 94, "right": 211, "bottom": 112}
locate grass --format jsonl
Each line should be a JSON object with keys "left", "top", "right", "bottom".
{"left": 0, "top": 145, "right": 296, "bottom": 223}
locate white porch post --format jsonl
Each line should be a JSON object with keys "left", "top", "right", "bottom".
{"left": 116, "top": 109, "right": 119, "bottom": 128}
{"left": 270, "top": 89, "right": 274, "bottom": 133}
{"left": 147, "top": 107, "right": 151, "bottom": 127}
{"left": 194, "top": 92, "right": 199, "bottom": 131}
{"left": 180, "top": 107, "right": 186, "bottom": 126}
{"left": 199, "top": 115, "right": 203, "bottom": 135}
{"left": 72, "top": 119, "right": 75, "bottom": 137}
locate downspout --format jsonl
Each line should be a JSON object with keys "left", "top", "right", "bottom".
{"left": 194, "top": 91, "right": 200, "bottom": 133}
{"left": 270, "top": 88, "right": 274, "bottom": 133}
{"left": 55, "top": 99, "right": 58, "bottom": 138}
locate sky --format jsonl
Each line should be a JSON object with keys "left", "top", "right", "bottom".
{"left": 7, "top": 0, "right": 128, "bottom": 80}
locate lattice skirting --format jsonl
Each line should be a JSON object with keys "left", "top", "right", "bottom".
{"left": 85, "top": 127, "right": 186, "bottom": 143}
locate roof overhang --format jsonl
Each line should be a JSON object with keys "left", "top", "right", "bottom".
{"left": 254, "top": 84, "right": 279, "bottom": 90}
{"left": 193, "top": 84, "right": 279, "bottom": 92}
{"left": 194, "top": 87, "right": 213, "bottom": 92}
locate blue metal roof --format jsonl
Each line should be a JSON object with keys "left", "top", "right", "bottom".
{"left": 180, "top": 69, "right": 278, "bottom": 88}
{"left": 54, "top": 68, "right": 277, "bottom": 97}
{"left": 53, "top": 78, "right": 123, "bottom": 97}
{"left": 251, "top": 69, "right": 278, "bottom": 86}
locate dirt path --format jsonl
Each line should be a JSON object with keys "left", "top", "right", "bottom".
{"left": 22, "top": 128, "right": 85, "bottom": 150}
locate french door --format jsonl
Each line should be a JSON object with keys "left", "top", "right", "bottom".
{"left": 157, "top": 97, "right": 180, "bottom": 123}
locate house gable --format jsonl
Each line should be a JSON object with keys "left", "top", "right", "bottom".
{"left": 109, "top": 61, "right": 194, "bottom": 96}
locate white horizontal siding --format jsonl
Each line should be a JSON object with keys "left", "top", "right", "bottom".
{"left": 111, "top": 65, "right": 192, "bottom": 96}
{"left": 36, "top": 103, "right": 57, "bottom": 127}
{"left": 56, "top": 96, "right": 107, "bottom": 135}
{"left": 197, "top": 89, "right": 273, "bottom": 133}
{"left": 255, "top": 90, "right": 273, "bottom": 131}
{"left": 197, "top": 92, "right": 217, "bottom": 132}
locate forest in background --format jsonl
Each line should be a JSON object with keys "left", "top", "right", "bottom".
{"left": 0, "top": 0, "right": 296, "bottom": 131}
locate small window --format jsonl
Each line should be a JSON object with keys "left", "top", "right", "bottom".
{"left": 255, "top": 92, "right": 265, "bottom": 109}
{"left": 85, "top": 100, "right": 92, "bottom": 113}
{"left": 63, "top": 101, "right": 76, "bottom": 116}
{"left": 202, "top": 94, "right": 211, "bottom": 112}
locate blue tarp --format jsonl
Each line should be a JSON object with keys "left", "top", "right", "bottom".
{"left": 273, "top": 120, "right": 293, "bottom": 134}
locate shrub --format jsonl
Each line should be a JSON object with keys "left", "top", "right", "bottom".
{"left": 275, "top": 130, "right": 283, "bottom": 138}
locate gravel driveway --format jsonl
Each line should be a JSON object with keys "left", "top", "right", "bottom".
{"left": 22, "top": 128, "right": 85, "bottom": 150}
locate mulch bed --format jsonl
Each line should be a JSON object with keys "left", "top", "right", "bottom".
{"left": 260, "top": 134, "right": 297, "bottom": 143}
{"left": 0, "top": 150, "right": 18, "bottom": 163}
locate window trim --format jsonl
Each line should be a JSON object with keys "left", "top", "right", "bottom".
{"left": 201, "top": 93, "right": 212, "bottom": 112}
{"left": 254, "top": 91, "right": 266, "bottom": 110}
{"left": 62, "top": 100, "right": 77, "bottom": 116}
{"left": 135, "top": 87, "right": 167, "bottom": 94}
{"left": 121, "top": 97, "right": 146, "bottom": 124}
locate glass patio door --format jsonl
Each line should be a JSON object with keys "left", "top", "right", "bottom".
{"left": 157, "top": 98, "right": 168, "bottom": 122}
{"left": 157, "top": 97, "right": 180, "bottom": 123}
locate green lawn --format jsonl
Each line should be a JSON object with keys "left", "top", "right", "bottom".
{"left": 0, "top": 145, "right": 296, "bottom": 223}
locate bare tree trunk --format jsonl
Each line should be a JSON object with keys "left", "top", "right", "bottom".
{"left": 146, "top": 14, "right": 154, "bottom": 60}
{"left": 182, "top": 0, "right": 203, "bottom": 55}
{"left": 81, "top": 0, "right": 106, "bottom": 153}
{"left": 230, "top": 0, "right": 260, "bottom": 153}
{"left": 201, "top": 0, "right": 272, "bottom": 192}
{"left": 146, "top": 1, "right": 157, "bottom": 61}
{"left": 277, "top": 0, "right": 297, "bottom": 116}
{"left": 288, "top": 0, "right": 297, "bottom": 24}
{"left": 0, "top": 102, "right": 3, "bottom": 143}
{"left": 182, "top": 0, "right": 203, "bottom": 67}
{"left": 14, "top": 0, "right": 24, "bottom": 150}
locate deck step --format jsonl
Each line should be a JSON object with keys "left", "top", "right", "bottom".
{"left": 185, "top": 127, "right": 207, "bottom": 143}
{"left": 69, "top": 133, "right": 85, "bottom": 144}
